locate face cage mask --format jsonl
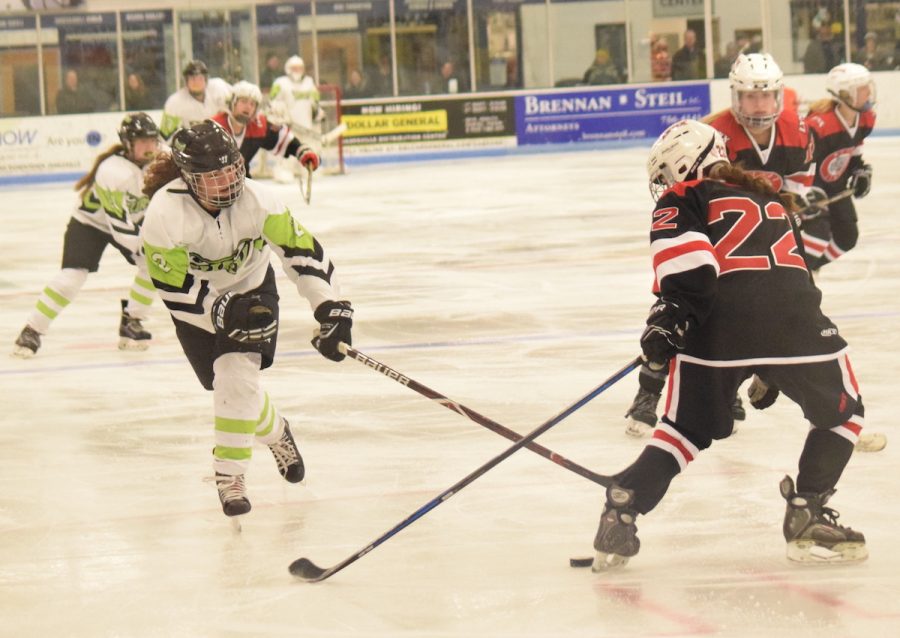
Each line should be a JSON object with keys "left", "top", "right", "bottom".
{"left": 182, "top": 160, "right": 246, "bottom": 210}
{"left": 733, "top": 89, "right": 783, "bottom": 129}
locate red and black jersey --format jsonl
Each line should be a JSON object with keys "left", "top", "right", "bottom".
{"left": 805, "top": 107, "right": 875, "bottom": 195}
{"left": 211, "top": 112, "right": 302, "bottom": 177}
{"left": 707, "top": 110, "right": 815, "bottom": 196}
{"left": 650, "top": 179, "right": 846, "bottom": 361}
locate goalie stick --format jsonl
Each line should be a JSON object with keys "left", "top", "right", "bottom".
{"left": 338, "top": 342, "right": 612, "bottom": 487}
{"left": 288, "top": 356, "right": 641, "bottom": 582}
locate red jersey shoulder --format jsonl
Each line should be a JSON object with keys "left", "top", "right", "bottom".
{"left": 659, "top": 178, "right": 705, "bottom": 202}
{"left": 210, "top": 111, "right": 229, "bottom": 129}
{"left": 244, "top": 116, "right": 269, "bottom": 138}
{"left": 775, "top": 108, "right": 808, "bottom": 148}
{"left": 708, "top": 112, "right": 751, "bottom": 156}
{"left": 805, "top": 108, "right": 844, "bottom": 138}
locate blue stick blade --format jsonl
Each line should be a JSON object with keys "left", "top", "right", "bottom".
{"left": 289, "top": 557, "right": 328, "bottom": 581}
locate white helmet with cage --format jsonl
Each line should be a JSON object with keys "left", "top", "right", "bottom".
{"left": 729, "top": 52, "right": 784, "bottom": 129}
{"left": 826, "top": 62, "right": 876, "bottom": 112}
{"left": 228, "top": 80, "right": 262, "bottom": 122}
{"left": 284, "top": 55, "right": 305, "bottom": 82}
{"left": 646, "top": 119, "right": 729, "bottom": 201}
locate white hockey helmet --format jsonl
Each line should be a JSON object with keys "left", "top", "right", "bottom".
{"left": 647, "top": 119, "right": 729, "bottom": 201}
{"left": 228, "top": 80, "right": 262, "bottom": 116}
{"left": 826, "top": 63, "right": 876, "bottom": 112}
{"left": 729, "top": 53, "right": 784, "bottom": 129}
{"left": 285, "top": 55, "right": 305, "bottom": 81}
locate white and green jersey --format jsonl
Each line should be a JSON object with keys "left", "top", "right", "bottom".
{"left": 141, "top": 178, "right": 340, "bottom": 333}
{"left": 269, "top": 74, "right": 320, "bottom": 130}
{"left": 72, "top": 152, "right": 150, "bottom": 261}
{"left": 160, "top": 78, "right": 232, "bottom": 140}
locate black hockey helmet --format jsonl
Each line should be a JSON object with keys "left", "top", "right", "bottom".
{"left": 118, "top": 112, "right": 159, "bottom": 165}
{"left": 171, "top": 120, "right": 245, "bottom": 209}
{"left": 182, "top": 59, "right": 209, "bottom": 78}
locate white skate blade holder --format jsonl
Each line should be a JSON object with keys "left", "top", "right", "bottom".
{"left": 592, "top": 551, "right": 630, "bottom": 572}
{"left": 787, "top": 540, "right": 868, "bottom": 564}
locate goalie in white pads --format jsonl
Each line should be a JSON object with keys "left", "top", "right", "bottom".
{"left": 268, "top": 56, "right": 323, "bottom": 182}
{"left": 12, "top": 112, "right": 160, "bottom": 358}
{"left": 592, "top": 120, "right": 867, "bottom": 571}
{"left": 140, "top": 120, "right": 353, "bottom": 517}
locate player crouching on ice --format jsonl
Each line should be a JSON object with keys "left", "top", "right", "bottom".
{"left": 140, "top": 120, "right": 353, "bottom": 517}
{"left": 12, "top": 112, "right": 160, "bottom": 358}
{"left": 592, "top": 119, "right": 867, "bottom": 571}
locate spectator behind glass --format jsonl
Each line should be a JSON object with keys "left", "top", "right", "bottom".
{"left": 56, "top": 69, "right": 95, "bottom": 114}
{"left": 438, "top": 60, "right": 468, "bottom": 94}
{"left": 125, "top": 72, "right": 153, "bottom": 110}
{"left": 650, "top": 37, "right": 671, "bottom": 82}
{"left": 259, "top": 53, "right": 281, "bottom": 94}
{"left": 671, "top": 29, "right": 705, "bottom": 80}
{"left": 344, "top": 69, "right": 372, "bottom": 99}
{"left": 369, "top": 54, "right": 394, "bottom": 96}
{"left": 582, "top": 49, "right": 621, "bottom": 85}
{"left": 804, "top": 24, "right": 839, "bottom": 73}
{"left": 853, "top": 32, "right": 890, "bottom": 71}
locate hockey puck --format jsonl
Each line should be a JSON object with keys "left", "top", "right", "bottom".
{"left": 569, "top": 556, "right": 593, "bottom": 568}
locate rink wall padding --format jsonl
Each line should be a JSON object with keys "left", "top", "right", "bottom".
{"left": 2, "top": 71, "right": 899, "bottom": 185}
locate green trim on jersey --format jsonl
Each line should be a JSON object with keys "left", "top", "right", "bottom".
{"left": 95, "top": 184, "right": 126, "bottom": 219}
{"left": 263, "top": 209, "right": 316, "bottom": 251}
{"left": 144, "top": 241, "right": 189, "bottom": 288}
{"left": 160, "top": 112, "right": 182, "bottom": 139}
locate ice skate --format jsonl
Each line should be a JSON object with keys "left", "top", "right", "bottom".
{"left": 780, "top": 475, "right": 867, "bottom": 564}
{"left": 624, "top": 387, "right": 660, "bottom": 438}
{"left": 215, "top": 472, "right": 251, "bottom": 517}
{"left": 854, "top": 432, "right": 887, "bottom": 453}
{"left": 118, "top": 299, "right": 151, "bottom": 350}
{"left": 12, "top": 325, "right": 41, "bottom": 358}
{"left": 268, "top": 419, "right": 305, "bottom": 483}
{"left": 592, "top": 485, "right": 640, "bottom": 572}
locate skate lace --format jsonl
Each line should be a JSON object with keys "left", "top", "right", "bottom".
{"left": 214, "top": 474, "right": 246, "bottom": 502}
{"left": 269, "top": 432, "right": 299, "bottom": 472}
{"left": 819, "top": 506, "right": 849, "bottom": 530}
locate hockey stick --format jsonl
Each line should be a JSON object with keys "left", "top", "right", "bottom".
{"left": 796, "top": 188, "right": 853, "bottom": 220}
{"left": 288, "top": 356, "right": 641, "bottom": 582}
{"left": 339, "top": 343, "right": 612, "bottom": 487}
{"left": 298, "top": 163, "right": 313, "bottom": 204}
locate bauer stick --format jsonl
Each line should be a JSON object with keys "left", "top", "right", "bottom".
{"left": 289, "top": 355, "right": 641, "bottom": 582}
{"left": 339, "top": 343, "right": 611, "bottom": 486}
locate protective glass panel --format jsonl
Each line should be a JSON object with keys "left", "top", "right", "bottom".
{"left": 177, "top": 8, "right": 253, "bottom": 84}
{"left": 121, "top": 10, "right": 175, "bottom": 111}
{"left": 40, "top": 12, "right": 119, "bottom": 115}
{"left": 471, "top": 1, "right": 525, "bottom": 91}
{"left": 0, "top": 15, "right": 40, "bottom": 117}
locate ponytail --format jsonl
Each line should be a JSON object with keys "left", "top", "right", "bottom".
{"left": 75, "top": 144, "right": 125, "bottom": 198}
{"left": 709, "top": 163, "right": 796, "bottom": 213}
{"left": 807, "top": 97, "right": 835, "bottom": 115}
{"left": 143, "top": 151, "right": 182, "bottom": 199}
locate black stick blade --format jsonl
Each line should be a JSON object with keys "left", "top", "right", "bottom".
{"left": 289, "top": 557, "right": 329, "bottom": 582}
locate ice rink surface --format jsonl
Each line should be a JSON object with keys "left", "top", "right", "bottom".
{"left": 1, "top": 139, "right": 899, "bottom": 637}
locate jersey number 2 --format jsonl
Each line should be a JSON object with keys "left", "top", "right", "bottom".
{"left": 708, "top": 197, "right": 807, "bottom": 274}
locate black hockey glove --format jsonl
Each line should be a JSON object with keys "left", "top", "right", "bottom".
{"left": 847, "top": 164, "right": 872, "bottom": 199}
{"left": 212, "top": 291, "right": 278, "bottom": 343}
{"left": 747, "top": 374, "right": 779, "bottom": 410}
{"left": 311, "top": 300, "right": 353, "bottom": 362}
{"left": 640, "top": 298, "right": 689, "bottom": 369}
{"left": 798, "top": 186, "right": 829, "bottom": 221}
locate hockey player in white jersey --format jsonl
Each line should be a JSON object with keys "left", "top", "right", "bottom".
{"left": 12, "top": 113, "right": 160, "bottom": 358}
{"left": 159, "top": 60, "right": 232, "bottom": 141}
{"left": 140, "top": 120, "right": 353, "bottom": 517}
{"left": 268, "top": 56, "right": 322, "bottom": 182}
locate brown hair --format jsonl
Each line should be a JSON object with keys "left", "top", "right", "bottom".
{"left": 709, "top": 163, "right": 797, "bottom": 212}
{"left": 74, "top": 144, "right": 125, "bottom": 197}
{"left": 701, "top": 108, "right": 730, "bottom": 124}
{"left": 807, "top": 97, "right": 836, "bottom": 115}
{"left": 143, "top": 151, "right": 182, "bottom": 199}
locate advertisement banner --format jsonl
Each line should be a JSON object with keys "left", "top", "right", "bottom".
{"left": 0, "top": 111, "right": 156, "bottom": 184}
{"left": 341, "top": 95, "right": 516, "bottom": 155}
{"left": 514, "top": 83, "right": 710, "bottom": 146}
